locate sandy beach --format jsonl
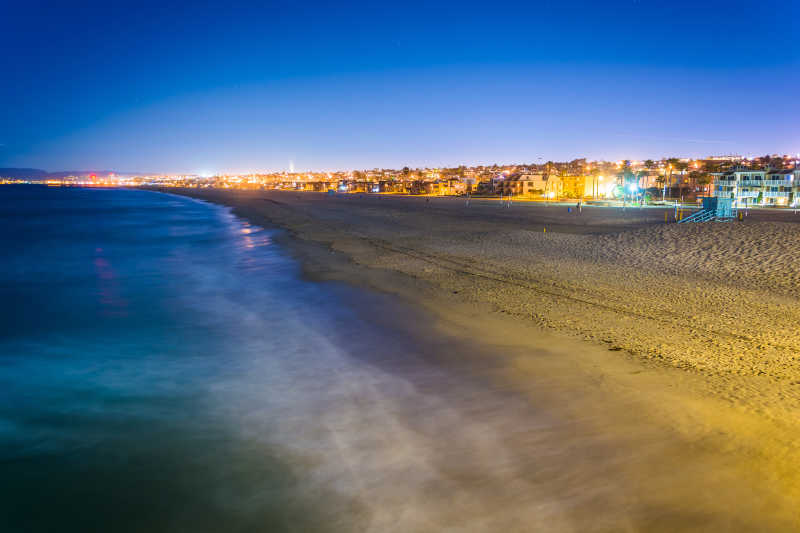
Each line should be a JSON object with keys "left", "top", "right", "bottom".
{"left": 156, "top": 188, "right": 800, "bottom": 528}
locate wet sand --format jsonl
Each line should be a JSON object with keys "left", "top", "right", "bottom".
{"left": 153, "top": 188, "right": 800, "bottom": 530}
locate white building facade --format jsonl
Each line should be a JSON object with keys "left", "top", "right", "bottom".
{"left": 713, "top": 168, "right": 800, "bottom": 206}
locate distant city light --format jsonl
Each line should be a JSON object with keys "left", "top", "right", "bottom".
{"left": 6, "top": 153, "right": 798, "bottom": 204}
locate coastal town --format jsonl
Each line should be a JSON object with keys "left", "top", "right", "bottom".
{"left": 5, "top": 153, "right": 800, "bottom": 207}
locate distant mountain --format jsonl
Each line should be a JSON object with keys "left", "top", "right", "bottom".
{"left": 0, "top": 168, "right": 49, "bottom": 179}
{"left": 0, "top": 168, "right": 147, "bottom": 179}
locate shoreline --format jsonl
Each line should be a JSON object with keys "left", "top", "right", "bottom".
{"left": 150, "top": 187, "right": 800, "bottom": 527}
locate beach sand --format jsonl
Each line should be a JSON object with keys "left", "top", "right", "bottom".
{"left": 155, "top": 188, "right": 800, "bottom": 529}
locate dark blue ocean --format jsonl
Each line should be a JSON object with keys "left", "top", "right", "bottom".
{"left": 0, "top": 187, "right": 350, "bottom": 531}
{"left": 1, "top": 186, "right": 480, "bottom": 532}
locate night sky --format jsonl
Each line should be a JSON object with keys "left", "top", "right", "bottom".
{"left": 2, "top": 1, "right": 798, "bottom": 173}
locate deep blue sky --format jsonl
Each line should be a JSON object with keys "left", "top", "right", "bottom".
{"left": 1, "top": 1, "right": 798, "bottom": 173}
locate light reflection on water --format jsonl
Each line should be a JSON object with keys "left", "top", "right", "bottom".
{"left": 0, "top": 187, "right": 351, "bottom": 531}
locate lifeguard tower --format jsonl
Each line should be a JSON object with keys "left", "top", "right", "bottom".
{"left": 678, "top": 197, "right": 737, "bottom": 223}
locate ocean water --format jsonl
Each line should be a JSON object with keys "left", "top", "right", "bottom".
{"left": 1, "top": 186, "right": 559, "bottom": 532}
{"left": 0, "top": 186, "right": 428, "bottom": 531}
{"left": 0, "top": 186, "right": 788, "bottom": 532}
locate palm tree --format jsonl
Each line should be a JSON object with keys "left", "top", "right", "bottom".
{"left": 665, "top": 158, "right": 680, "bottom": 199}
{"left": 637, "top": 170, "right": 648, "bottom": 190}
{"left": 674, "top": 161, "right": 689, "bottom": 196}
{"left": 589, "top": 167, "right": 602, "bottom": 198}
{"left": 696, "top": 172, "right": 711, "bottom": 195}
{"left": 686, "top": 170, "right": 702, "bottom": 195}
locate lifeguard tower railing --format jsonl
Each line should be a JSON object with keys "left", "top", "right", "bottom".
{"left": 678, "top": 197, "right": 737, "bottom": 223}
